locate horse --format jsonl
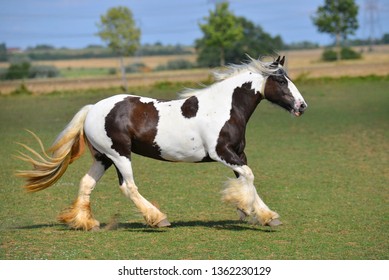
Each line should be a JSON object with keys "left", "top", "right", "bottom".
{"left": 16, "top": 56, "right": 307, "bottom": 231}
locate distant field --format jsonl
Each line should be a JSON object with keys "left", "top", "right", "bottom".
{"left": 1, "top": 45, "right": 389, "bottom": 95}
{"left": 0, "top": 54, "right": 197, "bottom": 71}
{"left": 0, "top": 77, "right": 388, "bottom": 259}
{"left": 283, "top": 45, "right": 389, "bottom": 78}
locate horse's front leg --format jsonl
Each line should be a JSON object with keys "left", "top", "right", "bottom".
{"left": 219, "top": 151, "right": 281, "bottom": 227}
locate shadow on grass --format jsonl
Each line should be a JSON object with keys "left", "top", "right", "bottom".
{"left": 160, "top": 220, "right": 276, "bottom": 233}
{"left": 11, "top": 220, "right": 278, "bottom": 233}
{"left": 9, "top": 223, "right": 68, "bottom": 232}
{"left": 109, "top": 220, "right": 278, "bottom": 233}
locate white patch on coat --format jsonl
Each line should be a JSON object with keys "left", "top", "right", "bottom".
{"left": 286, "top": 77, "right": 307, "bottom": 108}
{"left": 154, "top": 71, "right": 266, "bottom": 163}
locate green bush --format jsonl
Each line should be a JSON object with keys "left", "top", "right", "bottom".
{"left": 5, "top": 61, "right": 31, "bottom": 79}
{"left": 108, "top": 68, "right": 117, "bottom": 75}
{"left": 155, "top": 59, "right": 196, "bottom": 71}
{"left": 322, "top": 47, "right": 362, "bottom": 61}
{"left": 125, "top": 63, "right": 146, "bottom": 73}
{"left": 322, "top": 48, "right": 338, "bottom": 61}
{"left": 10, "top": 83, "right": 33, "bottom": 95}
{"left": 341, "top": 47, "right": 362, "bottom": 60}
{"left": 0, "top": 68, "right": 7, "bottom": 80}
{"left": 3, "top": 62, "right": 59, "bottom": 80}
{"left": 28, "top": 65, "right": 59, "bottom": 78}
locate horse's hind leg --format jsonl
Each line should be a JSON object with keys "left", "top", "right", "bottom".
{"left": 113, "top": 156, "right": 170, "bottom": 228}
{"left": 58, "top": 158, "right": 109, "bottom": 231}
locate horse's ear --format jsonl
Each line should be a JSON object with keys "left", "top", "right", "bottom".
{"left": 280, "top": 56, "right": 285, "bottom": 66}
{"left": 270, "top": 56, "right": 281, "bottom": 68}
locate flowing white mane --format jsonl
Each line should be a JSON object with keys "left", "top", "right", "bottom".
{"left": 179, "top": 56, "right": 283, "bottom": 98}
{"left": 213, "top": 56, "right": 283, "bottom": 81}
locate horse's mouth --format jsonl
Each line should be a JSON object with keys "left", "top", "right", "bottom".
{"left": 291, "top": 103, "right": 307, "bottom": 117}
{"left": 292, "top": 111, "right": 304, "bottom": 117}
{"left": 291, "top": 109, "right": 303, "bottom": 117}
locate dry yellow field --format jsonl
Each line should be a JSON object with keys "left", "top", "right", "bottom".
{"left": 0, "top": 69, "right": 211, "bottom": 95}
{"left": 0, "top": 54, "right": 197, "bottom": 70}
{"left": 282, "top": 45, "right": 389, "bottom": 78}
{"left": 1, "top": 45, "right": 388, "bottom": 95}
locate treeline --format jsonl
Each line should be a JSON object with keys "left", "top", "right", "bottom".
{"left": 344, "top": 34, "right": 389, "bottom": 46}
{"left": 3, "top": 33, "right": 387, "bottom": 64}
{"left": 0, "top": 43, "right": 194, "bottom": 62}
{"left": 0, "top": 40, "right": 330, "bottom": 63}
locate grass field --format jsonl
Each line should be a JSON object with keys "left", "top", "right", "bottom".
{"left": 0, "top": 76, "right": 388, "bottom": 260}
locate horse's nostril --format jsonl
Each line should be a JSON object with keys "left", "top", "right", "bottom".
{"left": 300, "top": 103, "right": 307, "bottom": 111}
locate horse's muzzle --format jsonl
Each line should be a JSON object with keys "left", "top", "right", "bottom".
{"left": 293, "top": 102, "right": 307, "bottom": 117}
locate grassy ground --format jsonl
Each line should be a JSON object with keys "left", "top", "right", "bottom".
{"left": 60, "top": 67, "right": 112, "bottom": 78}
{"left": 0, "top": 77, "right": 388, "bottom": 259}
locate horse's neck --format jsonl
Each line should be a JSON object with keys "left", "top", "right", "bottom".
{"left": 221, "top": 70, "right": 265, "bottom": 92}
{"left": 216, "top": 71, "right": 265, "bottom": 122}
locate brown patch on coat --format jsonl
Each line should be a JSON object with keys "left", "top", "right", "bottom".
{"left": 105, "top": 96, "right": 164, "bottom": 160}
{"left": 181, "top": 96, "right": 199, "bottom": 119}
{"left": 215, "top": 82, "right": 263, "bottom": 166}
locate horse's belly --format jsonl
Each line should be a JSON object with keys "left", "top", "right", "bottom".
{"left": 153, "top": 102, "right": 220, "bottom": 163}
{"left": 157, "top": 136, "right": 209, "bottom": 162}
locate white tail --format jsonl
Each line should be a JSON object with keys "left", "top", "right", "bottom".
{"left": 16, "top": 105, "right": 93, "bottom": 192}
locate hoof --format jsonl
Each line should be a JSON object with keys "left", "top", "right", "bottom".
{"left": 156, "top": 218, "right": 171, "bottom": 228}
{"left": 90, "top": 225, "right": 101, "bottom": 231}
{"left": 266, "top": 218, "right": 283, "bottom": 227}
{"left": 237, "top": 208, "right": 248, "bottom": 220}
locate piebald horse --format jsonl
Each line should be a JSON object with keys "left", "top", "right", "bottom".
{"left": 16, "top": 56, "right": 307, "bottom": 230}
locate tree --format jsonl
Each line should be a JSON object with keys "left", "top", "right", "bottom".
{"left": 27, "top": 44, "right": 55, "bottom": 51}
{"left": 225, "top": 17, "right": 283, "bottom": 64}
{"left": 0, "top": 43, "right": 8, "bottom": 62}
{"left": 382, "top": 33, "right": 389, "bottom": 44}
{"left": 312, "top": 0, "right": 359, "bottom": 60}
{"left": 97, "top": 6, "right": 140, "bottom": 90}
{"left": 5, "top": 61, "right": 31, "bottom": 80}
{"left": 198, "top": 2, "right": 243, "bottom": 66}
{"left": 196, "top": 17, "right": 283, "bottom": 67}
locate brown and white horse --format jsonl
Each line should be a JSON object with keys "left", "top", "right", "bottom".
{"left": 16, "top": 56, "right": 307, "bottom": 230}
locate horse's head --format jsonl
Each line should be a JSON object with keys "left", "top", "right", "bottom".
{"left": 263, "top": 56, "right": 307, "bottom": 117}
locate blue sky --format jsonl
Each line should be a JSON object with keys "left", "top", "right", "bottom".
{"left": 1, "top": 0, "right": 388, "bottom": 49}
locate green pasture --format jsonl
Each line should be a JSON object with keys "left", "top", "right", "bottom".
{"left": 0, "top": 77, "right": 388, "bottom": 259}
{"left": 60, "top": 67, "right": 112, "bottom": 78}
